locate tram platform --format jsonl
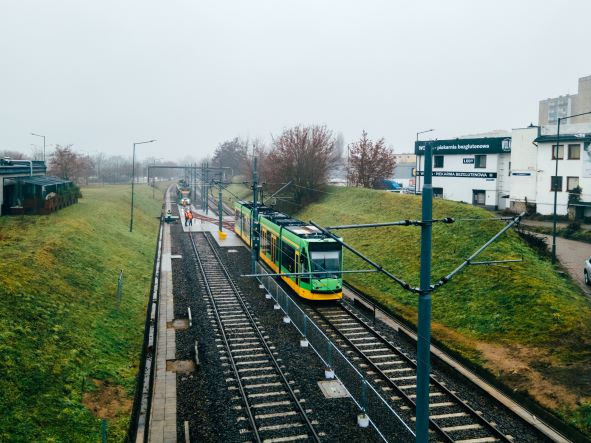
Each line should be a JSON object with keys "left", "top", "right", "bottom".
{"left": 178, "top": 205, "right": 243, "bottom": 248}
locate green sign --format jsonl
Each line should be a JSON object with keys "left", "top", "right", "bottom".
{"left": 415, "top": 137, "right": 511, "bottom": 155}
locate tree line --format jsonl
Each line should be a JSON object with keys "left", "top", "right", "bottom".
{"left": 0, "top": 146, "right": 179, "bottom": 184}
{"left": 1, "top": 125, "right": 398, "bottom": 196}
{"left": 211, "top": 125, "right": 397, "bottom": 205}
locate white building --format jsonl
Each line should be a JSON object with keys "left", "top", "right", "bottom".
{"left": 415, "top": 136, "right": 512, "bottom": 209}
{"left": 509, "top": 123, "right": 591, "bottom": 216}
{"left": 508, "top": 125, "right": 540, "bottom": 213}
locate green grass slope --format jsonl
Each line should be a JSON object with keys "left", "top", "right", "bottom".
{"left": 296, "top": 187, "right": 591, "bottom": 434}
{"left": 0, "top": 184, "right": 163, "bottom": 442}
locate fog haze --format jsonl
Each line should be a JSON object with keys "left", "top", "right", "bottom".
{"left": 1, "top": 0, "right": 590, "bottom": 162}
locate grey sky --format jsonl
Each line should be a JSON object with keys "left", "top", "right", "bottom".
{"left": 1, "top": 0, "right": 590, "bottom": 162}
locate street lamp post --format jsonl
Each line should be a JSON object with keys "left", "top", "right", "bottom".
{"left": 415, "top": 129, "right": 434, "bottom": 194}
{"left": 551, "top": 111, "right": 591, "bottom": 264}
{"left": 31, "top": 133, "right": 46, "bottom": 163}
{"left": 130, "top": 139, "right": 156, "bottom": 232}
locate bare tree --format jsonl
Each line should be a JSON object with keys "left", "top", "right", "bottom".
{"left": 264, "top": 125, "right": 337, "bottom": 203}
{"left": 347, "top": 131, "right": 396, "bottom": 189}
{"left": 48, "top": 145, "right": 78, "bottom": 180}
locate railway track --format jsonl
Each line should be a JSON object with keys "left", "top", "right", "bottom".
{"left": 189, "top": 231, "right": 320, "bottom": 442}
{"left": 305, "top": 300, "right": 513, "bottom": 443}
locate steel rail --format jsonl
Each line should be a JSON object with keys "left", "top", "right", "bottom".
{"left": 188, "top": 232, "right": 261, "bottom": 442}
{"left": 339, "top": 301, "right": 512, "bottom": 442}
{"left": 191, "top": 231, "right": 320, "bottom": 442}
{"left": 200, "top": 232, "right": 320, "bottom": 443}
{"left": 313, "top": 303, "right": 512, "bottom": 442}
{"left": 310, "top": 304, "right": 455, "bottom": 442}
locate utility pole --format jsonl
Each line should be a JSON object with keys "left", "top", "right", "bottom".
{"left": 201, "top": 163, "right": 205, "bottom": 211}
{"left": 251, "top": 157, "right": 259, "bottom": 273}
{"left": 416, "top": 142, "right": 433, "bottom": 442}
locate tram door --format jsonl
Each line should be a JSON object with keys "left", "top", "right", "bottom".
{"left": 271, "top": 236, "right": 276, "bottom": 264}
{"left": 295, "top": 250, "right": 300, "bottom": 285}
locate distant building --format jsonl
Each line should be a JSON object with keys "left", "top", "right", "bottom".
{"left": 539, "top": 74, "right": 591, "bottom": 125}
{"left": 393, "top": 153, "right": 416, "bottom": 164}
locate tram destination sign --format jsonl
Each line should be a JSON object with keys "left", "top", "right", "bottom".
{"left": 415, "top": 137, "right": 511, "bottom": 155}
{"left": 417, "top": 171, "right": 497, "bottom": 178}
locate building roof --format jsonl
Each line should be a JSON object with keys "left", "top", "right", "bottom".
{"left": 0, "top": 160, "right": 46, "bottom": 177}
{"left": 534, "top": 134, "right": 591, "bottom": 144}
{"left": 17, "top": 176, "right": 73, "bottom": 186}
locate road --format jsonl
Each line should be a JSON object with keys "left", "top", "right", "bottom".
{"left": 531, "top": 231, "right": 591, "bottom": 296}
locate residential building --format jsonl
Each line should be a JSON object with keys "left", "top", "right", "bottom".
{"left": 509, "top": 123, "right": 591, "bottom": 216}
{"left": 539, "top": 75, "right": 591, "bottom": 125}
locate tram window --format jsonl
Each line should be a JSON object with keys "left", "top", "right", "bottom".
{"left": 300, "top": 253, "right": 310, "bottom": 283}
{"left": 281, "top": 242, "right": 296, "bottom": 273}
{"left": 272, "top": 236, "right": 278, "bottom": 263}
{"left": 310, "top": 250, "right": 340, "bottom": 279}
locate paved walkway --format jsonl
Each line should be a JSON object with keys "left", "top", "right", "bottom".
{"left": 149, "top": 205, "right": 177, "bottom": 442}
{"left": 529, "top": 230, "right": 591, "bottom": 297}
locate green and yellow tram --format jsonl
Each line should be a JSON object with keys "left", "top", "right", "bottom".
{"left": 234, "top": 201, "right": 343, "bottom": 301}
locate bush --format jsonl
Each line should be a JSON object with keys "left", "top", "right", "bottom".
{"left": 566, "top": 221, "right": 581, "bottom": 234}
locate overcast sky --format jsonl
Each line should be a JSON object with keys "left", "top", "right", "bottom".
{"left": 1, "top": 0, "right": 590, "bottom": 162}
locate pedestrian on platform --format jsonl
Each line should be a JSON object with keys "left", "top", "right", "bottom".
{"left": 184, "top": 209, "right": 189, "bottom": 226}
{"left": 187, "top": 210, "right": 193, "bottom": 226}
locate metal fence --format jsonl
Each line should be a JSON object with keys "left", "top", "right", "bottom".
{"left": 255, "top": 263, "right": 415, "bottom": 442}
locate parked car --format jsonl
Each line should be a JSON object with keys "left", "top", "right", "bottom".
{"left": 584, "top": 257, "right": 591, "bottom": 285}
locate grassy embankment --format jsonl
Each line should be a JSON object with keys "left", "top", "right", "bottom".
{"left": 0, "top": 184, "right": 165, "bottom": 442}
{"left": 221, "top": 183, "right": 252, "bottom": 206}
{"left": 295, "top": 187, "right": 591, "bottom": 435}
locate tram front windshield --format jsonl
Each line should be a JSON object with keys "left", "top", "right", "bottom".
{"left": 310, "top": 250, "right": 340, "bottom": 279}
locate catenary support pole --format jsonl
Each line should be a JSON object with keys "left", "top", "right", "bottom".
{"left": 251, "top": 157, "right": 259, "bottom": 273}
{"left": 416, "top": 141, "right": 433, "bottom": 442}
{"left": 205, "top": 161, "right": 209, "bottom": 215}
{"left": 218, "top": 180, "right": 223, "bottom": 232}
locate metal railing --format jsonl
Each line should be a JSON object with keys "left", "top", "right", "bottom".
{"left": 255, "top": 263, "right": 415, "bottom": 442}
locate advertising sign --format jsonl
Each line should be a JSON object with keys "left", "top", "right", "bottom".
{"left": 415, "top": 137, "right": 511, "bottom": 155}
{"left": 417, "top": 171, "right": 497, "bottom": 178}
{"left": 463, "top": 158, "right": 475, "bottom": 164}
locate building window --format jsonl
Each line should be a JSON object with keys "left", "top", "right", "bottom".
{"left": 567, "top": 176, "right": 579, "bottom": 191}
{"left": 551, "top": 176, "right": 563, "bottom": 192}
{"left": 508, "top": 161, "right": 511, "bottom": 176}
{"left": 568, "top": 144, "right": 581, "bottom": 160}
{"left": 434, "top": 155, "right": 444, "bottom": 168}
{"left": 475, "top": 155, "right": 487, "bottom": 168}
{"left": 552, "top": 145, "right": 564, "bottom": 160}
{"left": 433, "top": 187, "right": 443, "bottom": 198}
